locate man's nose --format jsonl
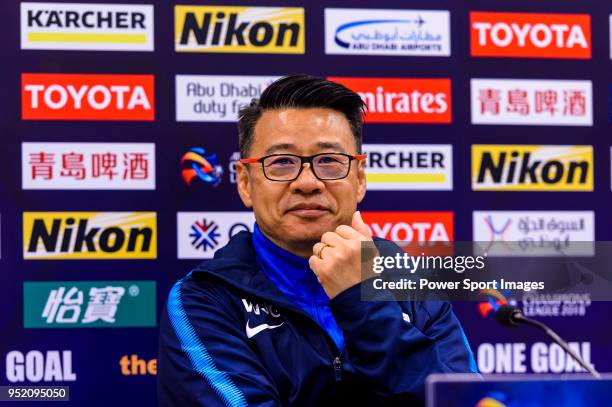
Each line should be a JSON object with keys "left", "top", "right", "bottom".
{"left": 289, "top": 163, "right": 324, "bottom": 194}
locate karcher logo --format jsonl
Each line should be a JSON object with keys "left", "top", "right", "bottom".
{"left": 21, "top": 3, "right": 154, "bottom": 51}
{"left": 472, "top": 145, "right": 593, "bottom": 191}
{"left": 23, "top": 212, "right": 157, "bottom": 259}
{"left": 362, "top": 144, "right": 452, "bottom": 190}
{"left": 175, "top": 6, "right": 304, "bottom": 53}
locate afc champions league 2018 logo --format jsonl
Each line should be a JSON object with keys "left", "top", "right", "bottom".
{"left": 181, "top": 147, "right": 224, "bottom": 187}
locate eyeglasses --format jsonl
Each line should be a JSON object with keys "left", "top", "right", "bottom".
{"left": 239, "top": 152, "right": 367, "bottom": 182}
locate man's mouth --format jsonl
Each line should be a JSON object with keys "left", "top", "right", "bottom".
{"left": 286, "top": 203, "right": 331, "bottom": 218}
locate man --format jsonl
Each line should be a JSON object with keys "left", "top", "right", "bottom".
{"left": 158, "top": 75, "right": 477, "bottom": 406}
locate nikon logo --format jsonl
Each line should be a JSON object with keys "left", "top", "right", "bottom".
{"left": 23, "top": 212, "right": 157, "bottom": 259}
{"left": 175, "top": 6, "right": 304, "bottom": 53}
{"left": 472, "top": 145, "right": 593, "bottom": 191}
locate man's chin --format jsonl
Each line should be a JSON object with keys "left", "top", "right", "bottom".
{"left": 282, "top": 216, "right": 336, "bottom": 242}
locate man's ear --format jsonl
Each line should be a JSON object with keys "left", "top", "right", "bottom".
{"left": 356, "top": 159, "right": 366, "bottom": 204}
{"left": 236, "top": 162, "right": 253, "bottom": 208}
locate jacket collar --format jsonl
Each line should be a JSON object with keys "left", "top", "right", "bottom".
{"left": 190, "top": 231, "right": 301, "bottom": 311}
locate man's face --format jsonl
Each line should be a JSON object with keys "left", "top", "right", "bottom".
{"left": 236, "top": 108, "right": 366, "bottom": 256}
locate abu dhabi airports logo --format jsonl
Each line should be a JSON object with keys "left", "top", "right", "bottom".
{"left": 181, "top": 147, "right": 223, "bottom": 187}
{"left": 177, "top": 212, "right": 254, "bottom": 259}
{"left": 325, "top": 8, "right": 450, "bottom": 56}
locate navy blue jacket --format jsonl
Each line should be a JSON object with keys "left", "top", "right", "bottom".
{"left": 158, "top": 231, "right": 477, "bottom": 406}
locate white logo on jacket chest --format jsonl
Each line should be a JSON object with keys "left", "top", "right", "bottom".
{"left": 241, "top": 299, "right": 284, "bottom": 339}
{"left": 241, "top": 298, "right": 281, "bottom": 317}
{"left": 245, "top": 320, "right": 284, "bottom": 338}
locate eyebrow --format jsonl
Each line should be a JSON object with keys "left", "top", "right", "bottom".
{"left": 316, "top": 141, "right": 346, "bottom": 152}
{"left": 264, "top": 143, "right": 295, "bottom": 155}
{"left": 263, "top": 141, "right": 347, "bottom": 155}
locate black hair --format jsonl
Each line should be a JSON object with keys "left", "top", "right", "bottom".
{"left": 237, "top": 75, "right": 366, "bottom": 157}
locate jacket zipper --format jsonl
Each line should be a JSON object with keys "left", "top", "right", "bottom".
{"left": 314, "top": 301, "right": 343, "bottom": 382}
{"left": 333, "top": 356, "right": 342, "bottom": 381}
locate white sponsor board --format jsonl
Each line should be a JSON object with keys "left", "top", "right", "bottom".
{"left": 325, "top": 9, "right": 450, "bottom": 56}
{"left": 21, "top": 3, "right": 154, "bottom": 51}
{"left": 471, "top": 79, "right": 592, "bottom": 126}
{"left": 477, "top": 342, "right": 593, "bottom": 374}
{"left": 177, "top": 212, "right": 255, "bottom": 259}
{"left": 5, "top": 350, "right": 76, "bottom": 383}
{"left": 175, "top": 75, "right": 279, "bottom": 122}
{"left": 473, "top": 210, "right": 594, "bottom": 256}
{"left": 363, "top": 144, "right": 452, "bottom": 190}
{"left": 22, "top": 142, "right": 155, "bottom": 190}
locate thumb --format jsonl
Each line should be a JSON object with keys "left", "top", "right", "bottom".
{"left": 351, "top": 211, "right": 372, "bottom": 240}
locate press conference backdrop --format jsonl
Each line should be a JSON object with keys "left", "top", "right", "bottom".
{"left": 1, "top": 0, "right": 611, "bottom": 405}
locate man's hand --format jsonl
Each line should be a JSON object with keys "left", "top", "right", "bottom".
{"left": 309, "top": 211, "right": 377, "bottom": 299}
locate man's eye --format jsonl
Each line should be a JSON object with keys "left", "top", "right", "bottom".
{"left": 269, "top": 157, "right": 295, "bottom": 166}
{"left": 318, "top": 156, "right": 341, "bottom": 164}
